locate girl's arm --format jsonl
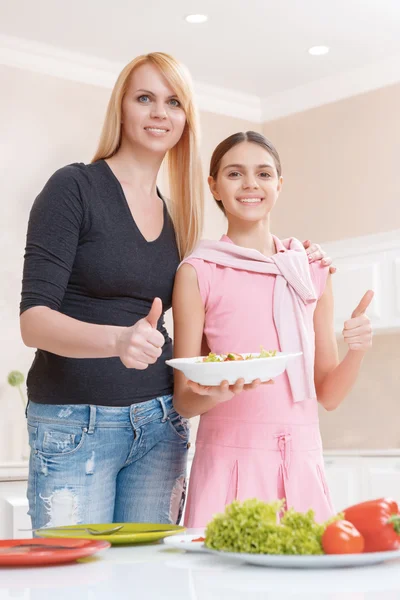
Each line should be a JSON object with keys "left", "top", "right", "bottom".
{"left": 172, "top": 264, "right": 261, "bottom": 418}
{"left": 313, "top": 275, "right": 373, "bottom": 411}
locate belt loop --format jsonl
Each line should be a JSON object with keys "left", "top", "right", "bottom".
{"left": 159, "top": 397, "right": 168, "bottom": 423}
{"left": 87, "top": 405, "right": 96, "bottom": 434}
{"left": 275, "top": 433, "right": 292, "bottom": 479}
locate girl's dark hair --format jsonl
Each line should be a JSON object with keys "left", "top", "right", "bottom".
{"left": 209, "top": 131, "right": 282, "bottom": 213}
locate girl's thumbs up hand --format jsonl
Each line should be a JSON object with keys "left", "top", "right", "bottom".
{"left": 342, "top": 290, "right": 374, "bottom": 351}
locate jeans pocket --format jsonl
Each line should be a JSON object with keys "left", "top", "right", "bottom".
{"left": 36, "top": 424, "right": 87, "bottom": 457}
{"left": 27, "top": 424, "right": 38, "bottom": 450}
{"left": 167, "top": 411, "right": 190, "bottom": 442}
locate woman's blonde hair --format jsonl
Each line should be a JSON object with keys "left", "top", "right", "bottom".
{"left": 92, "top": 52, "right": 203, "bottom": 258}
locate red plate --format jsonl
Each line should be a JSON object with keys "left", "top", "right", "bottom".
{"left": 0, "top": 538, "right": 110, "bottom": 567}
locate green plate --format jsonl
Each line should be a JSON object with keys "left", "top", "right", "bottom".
{"left": 36, "top": 523, "right": 186, "bottom": 545}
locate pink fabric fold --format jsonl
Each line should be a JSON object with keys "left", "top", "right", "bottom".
{"left": 180, "top": 236, "right": 318, "bottom": 402}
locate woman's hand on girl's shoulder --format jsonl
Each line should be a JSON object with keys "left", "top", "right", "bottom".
{"left": 303, "top": 240, "right": 336, "bottom": 274}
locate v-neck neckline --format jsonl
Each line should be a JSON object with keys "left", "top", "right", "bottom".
{"left": 101, "top": 159, "right": 167, "bottom": 245}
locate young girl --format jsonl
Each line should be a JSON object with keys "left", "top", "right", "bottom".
{"left": 172, "top": 131, "right": 373, "bottom": 527}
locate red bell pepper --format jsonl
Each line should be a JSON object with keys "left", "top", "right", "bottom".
{"left": 343, "top": 498, "right": 400, "bottom": 553}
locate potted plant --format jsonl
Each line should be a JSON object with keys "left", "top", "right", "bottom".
{"left": 7, "top": 371, "right": 29, "bottom": 461}
{"left": 7, "top": 371, "right": 27, "bottom": 408}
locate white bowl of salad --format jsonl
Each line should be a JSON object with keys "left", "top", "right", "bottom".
{"left": 166, "top": 349, "right": 302, "bottom": 387}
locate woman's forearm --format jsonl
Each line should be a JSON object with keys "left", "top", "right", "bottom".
{"left": 317, "top": 350, "right": 366, "bottom": 411}
{"left": 20, "top": 306, "right": 123, "bottom": 359}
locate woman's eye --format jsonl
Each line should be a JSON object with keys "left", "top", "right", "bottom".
{"left": 138, "top": 95, "right": 150, "bottom": 103}
{"left": 169, "top": 98, "right": 181, "bottom": 107}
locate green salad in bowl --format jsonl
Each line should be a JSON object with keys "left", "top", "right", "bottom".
{"left": 201, "top": 347, "right": 277, "bottom": 363}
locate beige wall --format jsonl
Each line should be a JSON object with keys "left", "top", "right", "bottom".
{"left": 262, "top": 83, "right": 400, "bottom": 242}
{"left": 318, "top": 334, "right": 400, "bottom": 450}
{"left": 0, "top": 64, "right": 258, "bottom": 462}
{"left": 261, "top": 83, "right": 400, "bottom": 449}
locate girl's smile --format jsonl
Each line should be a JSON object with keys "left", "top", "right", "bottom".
{"left": 236, "top": 195, "right": 265, "bottom": 205}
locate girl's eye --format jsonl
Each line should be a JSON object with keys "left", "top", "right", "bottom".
{"left": 228, "top": 171, "right": 241, "bottom": 178}
{"left": 138, "top": 95, "right": 151, "bottom": 103}
{"left": 259, "top": 172, "right": 271, "bottom": 178}
{"left": 169, "top": 98, "right": 181, "bottom": 107}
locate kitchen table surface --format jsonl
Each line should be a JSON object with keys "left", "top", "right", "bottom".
{"left": 1, "top": 530, "right": 400, "bottom": 600}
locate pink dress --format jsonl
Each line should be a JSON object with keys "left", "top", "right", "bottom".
{"left": 183, "top": 235, "right": 335, "bottom": 527}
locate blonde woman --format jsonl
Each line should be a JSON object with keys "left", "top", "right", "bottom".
{"left": 20, "top": 53, "right": 203, "bottom": 529}
{"left": 20, "top": 53, "right": 333, "bottom": 528}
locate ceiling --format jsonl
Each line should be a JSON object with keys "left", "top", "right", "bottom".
{"left": 1, "top": 0, "right": 400, "bottom": 113}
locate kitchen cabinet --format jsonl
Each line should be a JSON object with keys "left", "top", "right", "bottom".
{"left": 324, "top": 452, "right": 400, "bottom": 512}
{"left": 361, "top": 457, "right": 400, "bottom": 500}
{"left": 323, "top": 456, "right": 361, "bottom": 511}
{"left": 0, "top": 477, "right": 31, "bottom": 539}
{"left": 322, "top": 230, "right": 400, "bottom": 334}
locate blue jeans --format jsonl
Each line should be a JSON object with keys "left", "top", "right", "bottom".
{"left": 26, "top": 395, "right": 190, "bottom": 529}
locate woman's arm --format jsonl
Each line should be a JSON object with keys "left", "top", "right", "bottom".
{"left": 313, "top": 275, "right": 373, "bottom": 411}
{"left": 20, "top": 167, "right": 164, "bottom": 369}
{"left": 172, "top": 264, "right": 261, "bottom": 418}
{"left": 20, "top": 300, "right": 164, "bottom": 369}
{"left": 20, "top": 307, "right": 121, "bottom": 358}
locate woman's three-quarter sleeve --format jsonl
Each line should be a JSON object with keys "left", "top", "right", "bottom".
{"left": 20, "top": 165, "right": 88, "bottom": 314}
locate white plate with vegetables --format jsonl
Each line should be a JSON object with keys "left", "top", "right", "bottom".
{"left": 202, "top": 498, "right": 400, "bottom": 569}
{"left": 208, "top": 548, "right": 400, "bottom": 569}
{"left": 166, "top": 350, "right": 302, "bottom": 386}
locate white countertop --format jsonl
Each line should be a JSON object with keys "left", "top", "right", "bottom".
{"left": 1, "top": 534, "right": 400, "bottom": 599}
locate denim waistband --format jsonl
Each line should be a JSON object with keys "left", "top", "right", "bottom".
{"left": 27, "top": 395, "right": 173, "bottom": 431}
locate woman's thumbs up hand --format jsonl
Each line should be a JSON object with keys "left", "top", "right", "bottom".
{"left": 117, "top": 298, "right": 165, "bottom": 369}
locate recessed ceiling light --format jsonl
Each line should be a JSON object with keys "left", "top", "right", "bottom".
{"left": 308, "top": 45, "right": 330, "bottom": 56}
{"left": 185, "top": 14, "right": 208, "bottom": 24}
